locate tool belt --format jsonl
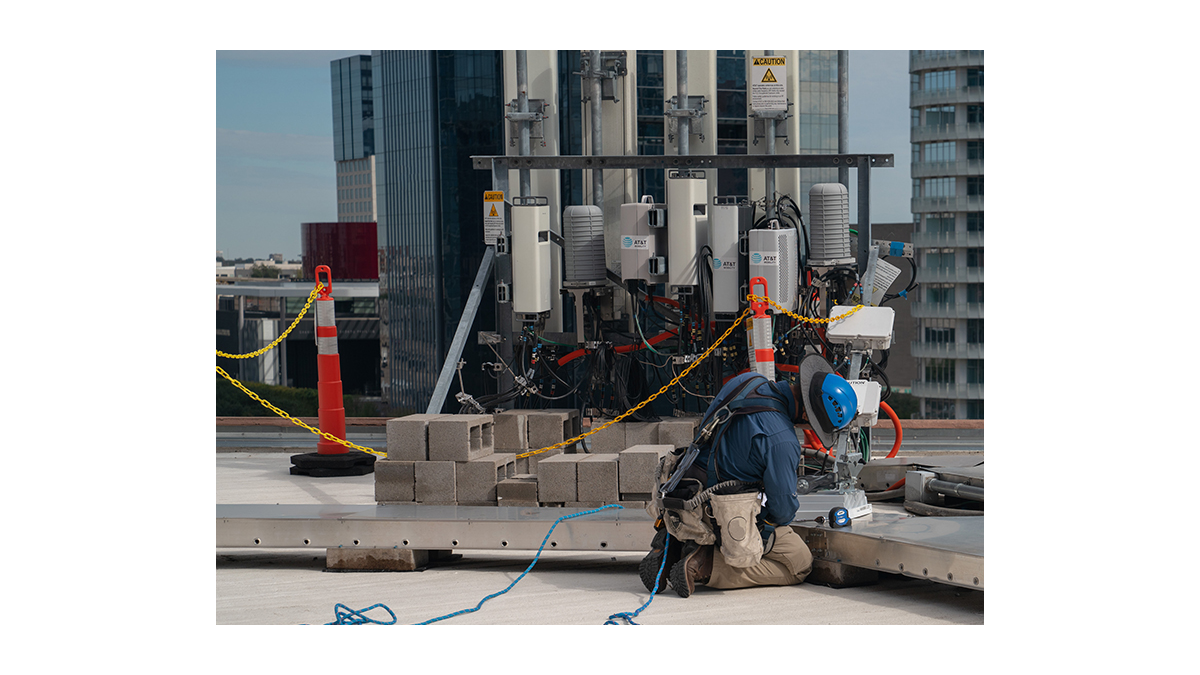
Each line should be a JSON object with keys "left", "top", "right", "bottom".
{"left": 648, "top": 451, "right": 764, "bottom": 567}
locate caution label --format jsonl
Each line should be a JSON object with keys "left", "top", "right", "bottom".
{"left": 484, "top": 191, "right": 505, "bottom": 245}
{"left": 751, "top": 55, "right": 787, "bottom": 112}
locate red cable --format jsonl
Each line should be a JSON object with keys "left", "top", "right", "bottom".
{"left": 556, "top": 330, "right": 678, "bottom": 367}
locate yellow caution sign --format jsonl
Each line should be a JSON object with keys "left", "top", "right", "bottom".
{"left": 484, "top": 191, "right": 505, "bottom": 245}
{"left": 750, "top": 55, "right": 787, "bottom": 112}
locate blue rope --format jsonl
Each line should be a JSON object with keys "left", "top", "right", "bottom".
{"left": 412, "top": 504, "right": 625, "bottom": 625}
{"left": 326, "top": 602, "right": 397, "bottom": 625}
{"left": 604, "top": 531, "right": 668, "bottom": 625}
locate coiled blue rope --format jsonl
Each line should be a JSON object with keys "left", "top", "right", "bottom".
{"left": 326, "top": 602, "right": 397, "bottom": 625}
{"left": 604, "top": 530, "right": 668, "bottom": 625}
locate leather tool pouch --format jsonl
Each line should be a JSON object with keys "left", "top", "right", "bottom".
{"left": 708, "top": 489, "right": 763, "bottom": 568}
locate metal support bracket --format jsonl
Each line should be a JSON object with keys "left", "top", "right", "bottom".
{"left": 426, "top": 246, "right": 496, "bottom": 414}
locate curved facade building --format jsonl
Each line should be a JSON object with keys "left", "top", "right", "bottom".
{"left": 908, "top": 50, "right": 984, "bottom": 419}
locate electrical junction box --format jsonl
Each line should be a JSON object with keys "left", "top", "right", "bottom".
{"left": 846, "top": 379, "right": 881, "bottom": 428}
{"left": 748, "top": 227, "right": 798, "bottom": 312}
{"left": 512, "top": 200, "right": 551, "bottom": 314}
{"left": 667, "top": 171, "right": 707, "bottom": 293}
{"left": 620, "top": 198, "right": 667, "bottom": 282}
{"left": 709, "top": 199, "right": 745, "bottom": 313}
{"left": 825, "top": 305, "right": 894, "bottom": 350}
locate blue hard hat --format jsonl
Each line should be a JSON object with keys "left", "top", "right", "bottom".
{"left": 809, "top": 372, "right": 858, "bottom": 434}
{"left": 799, "top": 354, "right": 858, "bottom": 447}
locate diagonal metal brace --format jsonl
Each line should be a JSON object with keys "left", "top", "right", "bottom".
{"left": 426, "top": 246, "right": 496, "bottom": 414}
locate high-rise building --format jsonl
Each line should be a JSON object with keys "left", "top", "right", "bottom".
{"left": 371, "top": 50, "right": 505, "bottom": 413}
{"left": 331, "top": 54, "right": 376, "bottom": 223}
{"left": 908, "top": 50, "right": 984, "bottom": 419}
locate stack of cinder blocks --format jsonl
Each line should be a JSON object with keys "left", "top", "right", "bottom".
{"left": 375, "top": 414, "right": 515, "bottom": 505}
{"left": 375, "top": 412, "right": 701, "bottom": 510}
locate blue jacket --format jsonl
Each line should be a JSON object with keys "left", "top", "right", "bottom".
{"left": 693, "top": 372, "right": 803, "bottom": 527}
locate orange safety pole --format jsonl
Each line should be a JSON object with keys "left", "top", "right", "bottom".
{"left": 314, "top": 265, "right": 347, "bottom": 455}
{"left": 749, "top": 276, "right": 774, "bottom": 380}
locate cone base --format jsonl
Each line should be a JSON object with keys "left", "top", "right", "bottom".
{"left": 289, "top": 450, "right": 377, "bottom": 477}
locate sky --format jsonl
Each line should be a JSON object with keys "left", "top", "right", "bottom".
{"left": 216, "top": 50, "right": 913, "bottom": 261}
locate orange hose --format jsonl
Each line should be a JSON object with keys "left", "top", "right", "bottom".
{"left": 880, "top": 400, "right": 902, "bottom": 458}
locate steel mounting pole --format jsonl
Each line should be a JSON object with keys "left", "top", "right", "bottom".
{"left": 765, "top": 50, "right": 776, "bottom": 219}
{"left": 838, "top": 50, "right": 849, "bottom": 190}
{"left": 590, "top": 50, "right": 604, "bottom": 207}
{"left": 427, "top": 247, "right": 496, "bottom": 414}
{"left": 517, "top": 50, "right": 532, "bottom": 199}
{"left": 676, "top": 50, "right": 689, "bottom": 156}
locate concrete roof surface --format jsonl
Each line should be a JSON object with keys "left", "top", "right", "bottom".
{"left": 217, "top": 453, "right": 983, "bottom": 626}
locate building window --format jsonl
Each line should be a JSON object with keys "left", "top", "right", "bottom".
{"left": 912, "top": 143, "right": 921, "bottom": 164}
{"left": 913, "top": 179, "right": 920, "bottom": 199}
{"left": 967, "top": 104, "right": 984, "bottom": 124}
{"left": 967, "top": 212, "right": 984, "bottom": 232}
{"left": 925, "top": 359, "right": 956, "bottom": 384}
{"left": 966, "top": 400, "right": 984, "bottom": 419}
{"left": 911, "top": 108, "right": 920, "bottom": 128}
{"left": 927, "top": 285, "right": 955, "bottom": 304}
{"left": 967, "top": 284, "right": 984, "bottom": 304}
{"left": 924, "top": 141, "right": 956, "bottom": 163}
{"left": 925, "top": 319, "right": 955, "bottom": 343}
{"left": 715, "top": 50, "right": 748, "bottom": 196}
{"left": 967, "top": 140, "right": 984, "bottom": 160}
{"left": 924, "top": 177, "right": 955, "bottom": 198}
{"left": 926, "top": 249, "right": 955, "bottom": 270}
{"left": 967, "top": 68, "right": 984, "bottom": 88}
{"left": 967, "top": 248, "right": 984, "bottom": 268}
{"left": 968, "top": 176, "right": 984, "bottom": 196}
{"left": 967, "top": 359, "right": 984, "bottom": 384}
{"left": 926, "top": 399, "right": 956, "bottom": 419}
{"left": 923, "top": 69, "right": 956, "bottom": 92}
{"left": 636, "top": 50, "right": 665, "bottom": 203}
{"left": 926, "top": 212, "right": 955, "bottom": 234}
{"left": 967, "top": 319, "right": 983, "bottom": 343}
{"left": 926, "top": 105, "right": 955, "bottom": 126}
{"left": 910, "top": 73, "right": 920, "bottom": 93}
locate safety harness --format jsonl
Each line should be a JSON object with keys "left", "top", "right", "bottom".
{"left": 659, "top": 373, "right": 795, "bottom": 497}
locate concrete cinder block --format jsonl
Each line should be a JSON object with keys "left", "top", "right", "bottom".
{"left": 456, "top": 453, "right": 517, "bottom": 505}
{"left": 619, "top": 444, "right": 674, "bottom": 494}
{"left": 537, "top": 454, "right": 587, "bottom": 504}
{"left": 514, "top": 455, "right": 531, "bottom": 475}
{"left": 587, "top": 420, "right": 625, "bottom": 453}
{"left": 492, "top": 410, "right": 528, "bottom": 451}
{"left": 374, "top": 459, "right": 416, "bottom": 503}
{"left": 565, "top": 502, "right": 606, "bottom": 509}
{"left": 414, "top": 461, "right": 456, "bottom": 504}
{"left": 497, "top": 474, "right": 539, "bottom": 507}
{"left": 326, "top": 547, "right": 429, "bottom": 572}
{"left": 428, "top": 414, "right": 495, "bottom": 462}
{"left": 624, "top": 422, "right": 659, "bottom": 447}
{"left": 386, "top": 414, "right": 445, "bottom": 461}
{"left": 524, "top": 446, "right": 564, "bottom": 474}
{"left": 657, "top": 418, "right": 700, "bottom": 450}
{"left": 527, "top": 409, "right": 580, "bottom": 452}
{"left": 577, "top": 454, "right": 620, "bottom": 503}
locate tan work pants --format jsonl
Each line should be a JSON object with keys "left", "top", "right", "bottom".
{"left": 706, "top": 525, "right": 813, "bottom": 589}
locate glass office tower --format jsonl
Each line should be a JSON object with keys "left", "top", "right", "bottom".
{"left": 908, "top": 50, "right": 984, "bottom": 419}
{"left": 331, "top": 55, "right": 376, "bottom": 223}
{"left": 371, "top": 50, "right": 504, "bottom": 413}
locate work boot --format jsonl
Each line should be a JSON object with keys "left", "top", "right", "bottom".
{"left": 668, "top": 541, "right": 713, "bottom": 598}
{"left": 639, "top": 527, "right": 682, "bottom": 594}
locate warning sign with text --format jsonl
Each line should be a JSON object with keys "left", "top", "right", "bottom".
{"left": 484, "top": 191, "right": 505, "bottom": 245}
{"left": 751, "top": 56, "right": 787, "bottom": 112}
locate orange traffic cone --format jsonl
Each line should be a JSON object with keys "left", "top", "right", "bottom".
{"left": 290, "top": 265, "right": 376, "bottom": 477}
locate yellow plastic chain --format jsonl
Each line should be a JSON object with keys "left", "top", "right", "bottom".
{"left": 746, "top": 294, "right": 864, "bottom": 324}
{"left": 215, "top": 291, "right": 862, "bottom": 460}
{"left": 216, "top": 282, "right": 324, "bottom": 360}
{"left": 216, "top": 364, "right": 385, "bottom": 457}
{"left": 517, "top": 306, "right": 754, "bottom": 459}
